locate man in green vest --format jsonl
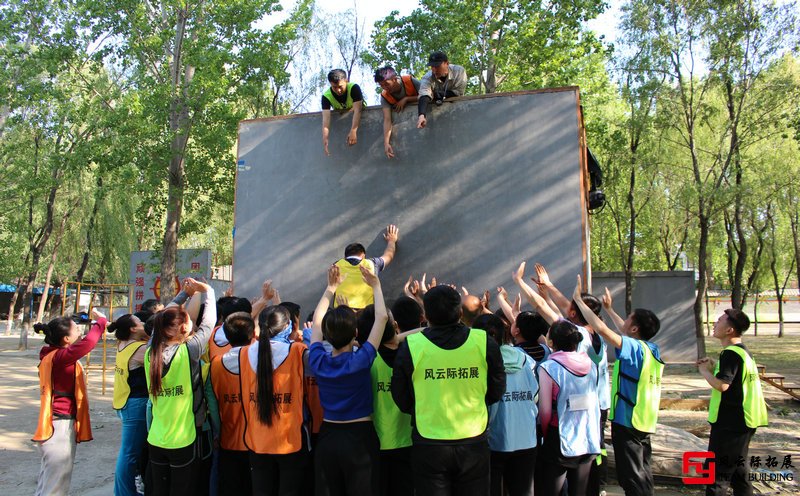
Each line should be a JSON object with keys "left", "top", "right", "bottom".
{"left": 333, "top": 224, "right": 399, "bottom": 310}
{"left": 698, "top": 308, "right": 767, "bottom": 496}
{"left": 572, "top": 275, "right": 663, "bottom": 496}
{"left": 391, "top": 285, "right": 506, "bottom": 495}
{"left": 321, "top": 68, "right": 365, "bottom": 156}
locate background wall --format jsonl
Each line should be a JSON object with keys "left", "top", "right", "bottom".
{"left": 234, "top": 88, "right": 590, "bottom": 312}
{"left": 593, "top": 271, "right": 697, "bottom": 362}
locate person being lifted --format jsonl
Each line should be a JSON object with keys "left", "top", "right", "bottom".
{"left": 417, "top": 51, "right": 467, "bottom": 129}
{"left": 374, "top": 66, "right": 420, "bottom": 159}
{"left": 321, "top": 68, "right": 365, "bottom": 156}
{"left": 333, "top": 224, "right": 399, "bottom": 310}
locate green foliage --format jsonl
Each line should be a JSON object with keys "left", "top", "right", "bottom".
{"left": 365, "top": 0, "right": 608, "bottom": 94}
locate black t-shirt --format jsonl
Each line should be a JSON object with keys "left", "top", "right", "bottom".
{"left": 378, "top": 344, "right": 398, "bottom": 368}
{"left": 321, "top": 84, "right": 364, "bottom": 110}
{"left": 713, "top": 343, "right": 751, "bottom": 432}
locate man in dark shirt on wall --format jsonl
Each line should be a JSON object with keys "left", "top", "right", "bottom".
{"left": 392, "top": 285, "right": 505, "bottom": 496}
{"left": 698, "top": 308, "right": 768, "bottom": 496}
{"left": 321, "top": 68, "right": 365, "bottom": 156}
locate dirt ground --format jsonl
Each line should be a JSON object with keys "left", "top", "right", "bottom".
{"left": 1, "top": 327, "right": 799, "bottom": 495}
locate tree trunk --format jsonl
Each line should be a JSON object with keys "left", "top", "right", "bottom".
{"left": 160, "top": 6, "right": 195, "bottom": 304}
{"left": 752, "top": 289, "right": 759, "bottom": 336}
{"left": 37, "top": 205, "right": 74, "bottom": 323}
{"left": 76, "top": 179, "right": 102, "bottom": 283}
{"left": 693, "top": 213, "right": 709, "bottom": 357}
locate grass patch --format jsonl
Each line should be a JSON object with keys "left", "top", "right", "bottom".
{"left": 704, "top": 335, "right": 800, "bottom": 376}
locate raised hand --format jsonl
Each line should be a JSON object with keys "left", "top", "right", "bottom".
{"left": 602, "top": 287, "right": 613, "bottom": 309}
{"left": 573, "top": 275, "right": 583, "bottom": 304}
{"left": 481, "top": 290, "right": 491, "bottom": 310}
{"left": 534, "top": 263, "right": 552, "bottom": 287}
{"left": 335, "top": 294, "right": 350, "bottom": 307}
{"left": 327, "top": 265, "right": 344, "bottom": 289}
{"left": 360, "top": 264, "right": 380, "bottom": 288}
{"left": 384, "top": 224, "right": 399, "bottom": 243}
{"left": 512, "top": 262, "right": 526, "bottom": 284}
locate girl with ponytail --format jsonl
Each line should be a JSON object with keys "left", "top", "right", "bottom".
{"left": 145, "top": 278, "right": 216, "bottom": 496}
{"left": 536, "top": 319, "right": 601, "bottom": 496}
{"left": 238, "top": 305, "right": 308, "bottom": 494}
{"left": 108, "top": 314, "right": 149, "bottom": 496}
{"left": 32, "top": 308, "right": 107, "bottom": 496}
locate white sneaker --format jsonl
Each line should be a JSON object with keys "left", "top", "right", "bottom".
{"left": 135, "top": 475, "right": 145, "bottom": 495}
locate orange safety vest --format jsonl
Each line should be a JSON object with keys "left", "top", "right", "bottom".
{"left": 240, "top": 342, "right": 306, "bottom": 454}
{"left": 32, "top": 350, "right": 93, "bottom": 443}
{"left": 210, "top": 353, "right": 247, "bottom": 451}
{"left": 305, "top": 375, "right": 324, "bottom": 434}
{"left": 381, "top": 75, "right": 418, "bottom": 105}
{"left": 208, "top": 325, "right": 231, "bottom": 362}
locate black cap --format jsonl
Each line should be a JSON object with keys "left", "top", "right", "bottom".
{"left": 428, "top": 51, "right": 448, "bottom": 67}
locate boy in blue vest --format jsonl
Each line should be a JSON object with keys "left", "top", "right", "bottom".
{"left": 698, "top": 309, "right": 767, "bottom": 496}
{"left": 571, "top": 276, "right": 663, "bottom": 496}
{"left": 321, "top": 68, "right": 364, "bottom": 156}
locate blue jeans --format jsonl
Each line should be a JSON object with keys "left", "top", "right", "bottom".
{"left": 115, "top": 397, "right": 148, "bottom": 496}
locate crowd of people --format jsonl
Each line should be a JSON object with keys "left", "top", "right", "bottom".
{"left": 321, "top": 51, "right": 467, "bottom": 158}
{"left": 32, "top": 225, "right": 768, "bottom": 496}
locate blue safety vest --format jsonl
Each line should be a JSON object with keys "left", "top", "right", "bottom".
{"left": 540, "top": 358, "right": 601, "bottom": 457}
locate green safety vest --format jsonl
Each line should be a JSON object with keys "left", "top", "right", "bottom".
{"left": 708, "top": 345, "right": 768, "bottom": 429}
{"left": 322, "top": 82, "right": 364, "bottom": 111}
{"left": 333, "top": 258, "right": 375, "bottom": 309}
{"left": 371, "top": 353, "right": 412, "bottom": 450}
{"left": 408, "top": 329, "right": 488, "bottom": 440}
{"left": 609, "top": 340, "right": 664, "bottom": 433}
{"left": 113, "top": 341, "right": 146, "bottom": 409}
{"left": 145, "top": 345, "right": 196, "bottom": 449}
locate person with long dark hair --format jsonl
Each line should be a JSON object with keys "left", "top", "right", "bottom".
{"left": 109, "top": 313, "right": 149, "bottom": 496}
{"left": 236, "top": 306, "right": 308, "bottom": 495}
{"left": 32, "top": 308, "right": 107, "bottom": 496}
{"left": 145, "top": 278, "right": 216, "bottom": 495}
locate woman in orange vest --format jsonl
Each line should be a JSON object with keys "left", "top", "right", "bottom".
{"left": 109, "top": 313, "right": 150, "bottom": 496}
{"left": 241, "top": 305, "right": 308, "bottom": 495}
{"left": 32, "top": 308, "right": 106, "bottom": 496}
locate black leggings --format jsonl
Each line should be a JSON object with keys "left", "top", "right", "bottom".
{"left": 249, "top": 448, "right": 309, "bottom": 496}
{"left": 490, "top": 447, "right": 537, "bottom": 496}
{"left": 148, "top": 429, "right": 211, "bottom": 496}
{"left": 314, "top": 421, "right": 380, "bottom": 496}
{"left": 535, "top": 427, "right": 595, "bottom": 496}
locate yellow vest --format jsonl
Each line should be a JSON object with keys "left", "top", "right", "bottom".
{"left": 408, "top": 329, "right": 488, "bottom": 440}
{"left": 708, "top": 345, "right": 768, "bottom": 428}
{"left": 113, "top": 341, "right": 146, "bottom": 409}
{"left": 333, "top": 258, "right": 375, "bottom": 309}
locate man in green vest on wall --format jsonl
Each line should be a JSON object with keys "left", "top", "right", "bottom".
{"left": 321, "top": 68, "right": 365, "bottom": 156}
{"left": 698, "top": 309, "right": 767, "bottom": 496}
{"left": 391, "top": 285, "right": 506, "bottom": 495}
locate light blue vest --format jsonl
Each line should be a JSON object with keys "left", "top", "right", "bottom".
{"left": 578, "top": 326, "right": 610, "bottom": 410}
{"left": 540, "top": 358, "right": 601, "bottom": 457}
{"left": 488, "top": 348, "right": 539, "bottom": 452}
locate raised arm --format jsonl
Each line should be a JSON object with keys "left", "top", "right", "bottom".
{"left": 572, "top": 275, "right": 622, "bottom": 349}
{"left": 534, "top": 263, "right": 571, "bottom": 316}
{"left": 600, "top": 287, "right": 625, "bottom": 332}
{"left": 361, "top": 265, "right": 388, "bottom": 351}
{"left": 311, "top": 265, "right": 343, "bottom": 345}
{"left": 186, "top": 279, "right": 217, "bottom": 350}
{"left": 251, "top": 279, "right": 278, "bottom": 320}
{"left": 379, "top": 224, "right": 399, "bottom": 267}
{"left": 496, "top": 287, "right": 516, "bottom": 324}
{"left": 511, "top": 262, "right": 559, "bottom": 324}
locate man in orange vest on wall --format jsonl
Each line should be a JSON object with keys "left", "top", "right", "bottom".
{"left": 374, "top": 66, "right": 421, "bottom": 159}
